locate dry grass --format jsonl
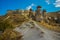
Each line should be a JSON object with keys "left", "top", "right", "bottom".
{"left": 38, "top": 21, "right": 60, "bottom": 32}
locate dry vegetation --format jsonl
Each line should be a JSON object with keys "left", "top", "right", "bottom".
{"left": 38, "top": 21, "right": 60, "bottom": 32}
{"left": 0, "top": 12, "right": 29, "bottom": 40}
{"left": 0, "top": 29, "right": 23, "bottom": 40}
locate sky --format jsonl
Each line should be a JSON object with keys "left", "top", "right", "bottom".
{"left": 0, "top": 0, "right": 60, "bottom": 15}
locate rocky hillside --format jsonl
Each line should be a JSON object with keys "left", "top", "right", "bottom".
{"left": 47, "top": 11, "right": 60, "bottom": 17}
{"left": 0, "top": 11, "right": 29, "bottom": 27}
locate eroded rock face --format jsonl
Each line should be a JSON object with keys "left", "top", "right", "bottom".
{"left": 14, "top": 20, "right": 60, "bottom": 40}
{"left": 14, "top": 21, "right": 46, "bottom": 40}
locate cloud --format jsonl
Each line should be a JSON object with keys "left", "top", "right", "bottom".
{"left": 56, "top": 0, "right": 60, "bottom": 2}
{"left": 45, "top": 0, "right": 50, "bottom": 5}
{"left": 26, "top": 3, "right": 35, "bottom": 10}
{"left": 54, "top": 0, "right": 60, "bottom": 7}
